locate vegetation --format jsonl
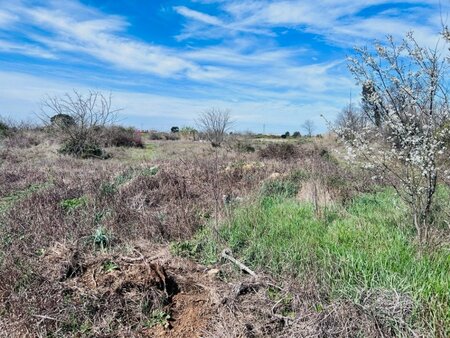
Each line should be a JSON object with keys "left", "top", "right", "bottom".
{"left": 186, "top": 189, "right": 450, "bottom": 336}
{"left": 41, "top": 90, "right": 119, "bottom": 158}
{"left": 1, "top": 29, "right": 450, "bottom": 338}
{"left": 339, "top": 33, "right": 450, "bottom": 242}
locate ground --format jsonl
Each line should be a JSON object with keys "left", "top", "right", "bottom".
{"left": 0, "top": 133, "right": 448, "bottom": 337}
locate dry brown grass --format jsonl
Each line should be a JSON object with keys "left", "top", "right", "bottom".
{"left": 0, "top": 132, "right": 383, "bottom": 337}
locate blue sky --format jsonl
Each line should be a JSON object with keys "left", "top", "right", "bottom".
{"left": 0, "top": 0, "right": 447, "bottom": 133}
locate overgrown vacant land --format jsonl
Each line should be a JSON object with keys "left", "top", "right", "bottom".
{"left": 0, "top": 124, "right": 449, "bottom": 337}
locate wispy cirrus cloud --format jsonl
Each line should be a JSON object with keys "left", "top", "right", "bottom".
{"left": 0, "top": 0, "right": 448, "bottom": 133}
{"left": 176, "top": 0, "right": 445, "bottom": 46}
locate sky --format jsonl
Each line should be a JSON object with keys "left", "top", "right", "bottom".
{"left": 0, "top": 0, "right": 448, "bottom": 133}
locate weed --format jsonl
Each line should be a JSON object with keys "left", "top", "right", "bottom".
{"left": 60, "top": 196, "right": 88, "bottom": 212}
{"left": 100, "top": 168, "right": 137, "bottom": 197}
{"left": 92, "top": 226, "right": 111, "bottom": 250}
{"left": 145, "top": 310, "right": 171, "bottom": 329}
{"left": 141, "top": 165, "right": 159, "bottom": 176}
{"left": 260, "top": 179, "right": 298, "bottom": 198}
{"left": 170, "top": 227, "right": 218, "bottom": 265}
{"left": 102, "top": 260, "right": 119, "bottom": 273}
{"left": 100, "top": 182, "right": 117, "bottom": 196}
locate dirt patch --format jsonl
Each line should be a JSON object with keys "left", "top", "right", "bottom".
{"left": 32, "top": 242, "right": 220, "bottom": 337}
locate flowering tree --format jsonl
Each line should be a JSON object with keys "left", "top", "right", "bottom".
{"left": 337, "top": 33, "right": 449, "bottom": 241}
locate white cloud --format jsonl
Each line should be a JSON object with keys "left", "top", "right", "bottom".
{"left": 0, "top": 40, "right": 56, "bottom": 59}
{"left": 178, "top": 0, "right": 445, "bottom": 47}
{"left": 0, "top": 0, "right": 447, "bottom": 132}
{"left": 174, "top": 6, "right": 223, "bottom": 26}
{"left": 0, "top": 9, "right": 18, "bottom": 26}
{"left": 0, "top": 70, "right": 346, "bottom": 132}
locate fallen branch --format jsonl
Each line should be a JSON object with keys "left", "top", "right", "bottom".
{"left": 221, "top": 248, "right": 257, "bottom": 276}
{"left": 120, "top": 248, "right": 144, "bottom": 262}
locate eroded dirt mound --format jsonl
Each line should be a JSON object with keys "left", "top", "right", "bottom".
{"left": 34, "top": 241, "right": 219, "bottom": 337}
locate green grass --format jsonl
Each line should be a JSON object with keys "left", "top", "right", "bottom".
{"left": 0, "top": 183, "right": 51, "bottom": 213}
{"left": 186, "top": 190, "right": 450, "bottom": 335}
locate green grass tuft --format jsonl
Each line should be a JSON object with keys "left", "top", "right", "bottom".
{"left": 195, "top": 190, "right": 450, "bottom": 335}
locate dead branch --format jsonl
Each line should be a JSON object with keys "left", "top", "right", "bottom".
{"left": 221, "top": 248, "right": 256, "bottom": 276}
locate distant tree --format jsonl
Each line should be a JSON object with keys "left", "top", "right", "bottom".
{"left": 50, "top": 113, "right": 76, "bottom": 128}
{"left": 335, "top": 103, "right": 365, "bottom": 139}
{"left": 197, "top": 108, "right": 233, "bottom": 147}
{"left": 171, "top": 126, "right": 179, "bottom": 133}
{"left": 302, "top": 119, "right": 316, "bottom": 137}
{"left": 292, "top": 131, "right": 301, "bottom": 138}
{"left": 0, "top": 118, "right": 10, "bottom": 137}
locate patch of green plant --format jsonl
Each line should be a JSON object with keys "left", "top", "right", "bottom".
{"left": 114, "top": 168, "right": 135, "bottom": 185}
{"left": 170, "top": 227, "right": 218, "bottom": 265}
{"left": 102, "top": 260, "right": 119, "bottom": 273}
{"left": 0, "top": 183, "right": 50, "bottom": 213}
{"left": 61, "top": 315, "right": 91, "bottom": 334}
{"left": 91, "top": 226, "right": 111, "bottom": 250}
{"left": 100, "top": 182, "right": 117, "bottom": 196}
{"left": 141, "top": 166, "right": 159, "bottom": 176}
{"left": 267, "top": 287, "right": 295, "bottom": 317}
{"left": 100, "top": 168, "right": 141, "bottom": 197}
{"left": 60, "top": 196, "right": 88, "bottom": 212}
{"left": 78, "top": 321, "right": 92, "bottom": 335}
{"left": 429, "top": 185, "right": 450, "bottom": 230}
{"left": 145, "top": 310, "right": 171, "bottom": 329}
{"left": 260, "top": 179, "right": 298, "bottom": 198}
{"left": 14, "top": 266, "right": 34, "bottom": 293}
{"left": 94, "top": 210, "right": 109, "bottom": 225}
{"left": 197, "top": 189, "right": 450, "bottom": 336}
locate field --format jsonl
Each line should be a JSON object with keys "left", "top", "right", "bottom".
{"left": 0, "top": 131, "right": 449, "bottom": 337}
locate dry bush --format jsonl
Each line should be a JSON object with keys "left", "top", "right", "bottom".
{"left": 41, "top": 90, "right": 119, "bottom": 158}
{"left": 258, "top": 142, "right": 297, "bottom": 160}
{"left": 148, "top": 131, "right": 179, "bottom": 141}
{"left": 102, "top": 126, "right": 144, "bottom": 148}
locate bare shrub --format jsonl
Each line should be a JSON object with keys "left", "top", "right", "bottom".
{"left": 40, "top": 90, "right": 119, "bottom": 158}
{"left": 103, "top": 126, "right": 144, "bottom": 148}
{"left": 197, "top": 108, "right": 232, "bottom": 147}
{"left": 335, "top": 102, "right": 366, "bottom": 139}
{"left": 258, "top": 143, "right": 297, "bottom": 160}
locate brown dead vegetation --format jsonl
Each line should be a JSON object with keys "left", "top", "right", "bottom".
{"left": 0, "top": 134, "right": 384, "bottom": 337}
